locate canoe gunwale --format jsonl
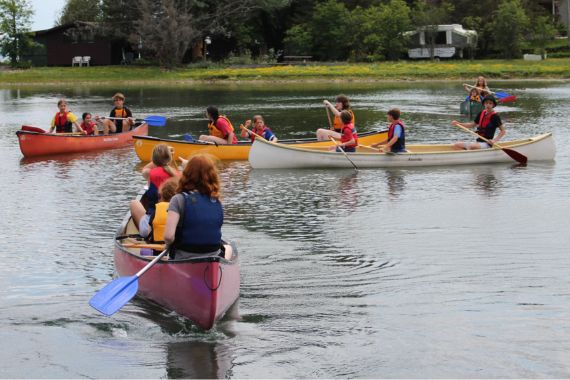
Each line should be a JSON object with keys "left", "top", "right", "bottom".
{"left": 132, "top": 128, "right": 388, "bottom": 146}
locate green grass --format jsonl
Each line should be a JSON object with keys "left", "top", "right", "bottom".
{"left": 1, "top": 58, "right": 570, "bottom": 85}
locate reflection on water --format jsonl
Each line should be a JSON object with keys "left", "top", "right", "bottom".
{"left": 167, "top": 341, "right": 234, "bottom": 379}
{"left": 1, "top": 82, "right": 570, "bottom": 378}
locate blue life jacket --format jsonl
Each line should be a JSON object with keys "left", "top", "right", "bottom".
{"left": 174, "top": 191, "right": 223, "bottom": 253}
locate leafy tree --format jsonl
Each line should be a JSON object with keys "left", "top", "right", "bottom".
{"left": 0, "top": 0, "right": 33, "bottom": 65}
{"left": 283, "top": 24, "right": 313, "bottom": 55}
{"left": 349, "top": 6, "right": 383, "bottom": 61}
{"left": 100, "top": 0, "right": 140, "bottom": 41}
{"left": 57, "top": 0, "right": 102, "bottom": 25}
{"left": 530, "top": 15, "right": 557, "bottom": 58}
{"left": 492, "top": 0, "right": 529, "bottom": 58}
{"left": 377, "top": 0, "right": 411, "bottom": 60}
{"left": 133, "top": 0, "right": 197, "bottom": 67}
{"left": 310, "top": 0, "right": 352, "bottom": 60}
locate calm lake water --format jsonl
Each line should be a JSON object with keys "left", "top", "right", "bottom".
{"left": 1, "top": 80, "right": 569, "bottom": 378}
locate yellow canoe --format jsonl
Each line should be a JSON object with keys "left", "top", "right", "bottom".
{"left": 133, "top": 129, "right": 388, "bottom": 161}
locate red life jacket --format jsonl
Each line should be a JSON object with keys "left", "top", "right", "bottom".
{"left": 149, "top": 166, "right": 174, "bottom": 189}
{"left": 54, "top": 112, "right": 72, "bottom": 133}
{"left": 340, "top": 122, "right": 358, "bottom": 148}
{"left": 477, "top": 110, "right": 497, "bottom": 140}
{"left": 388, "top": 120, "right": 406, "bottom": 152}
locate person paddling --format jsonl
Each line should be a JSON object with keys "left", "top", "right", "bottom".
{"left": 48, "top": 99, "right": 85, "bottom": 134}
{"left": 464, "top": 76, "right": 490, "bottom": 98}
{"left": 96, "top": 92, "right": 134, "bottom": 134}
{"left": 240, "top": 115, "right": 278, "bottom": 142}
{"left": 451, "top": 95, "right": 506, "bottom": 150}
{"left": 316, "top": 95, "right": 355, "bottom": 141}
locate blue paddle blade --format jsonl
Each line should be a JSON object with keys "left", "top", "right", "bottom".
{"left": 89, "top": 275, "right": 139, "bottom": 316}
{"left": 494, "top": 91, "right": 510, "bottom": 99}
{"left": 144, "top": 115, "right": 167, "bottom": 127}
{"left": 183, "top": 133, "right": 194, "bottom": 142}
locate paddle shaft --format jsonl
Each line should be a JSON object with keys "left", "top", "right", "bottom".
{"left": 136, "top": 248, "right": 169, "bottom": 277}
{"left": 453, "top": 123, "right": 528, "bottom": 164}
{"left": 240, "top": 125, "right": 266, "bottom": 141}
{"left": 464, "top": 83, "right": 496, "bottom": 95}
{"left": 329, "top": 136, "right": 358, "bottom": 171}
{"left": 325, "top": 105, "right": 334, "bottom": 129}
{"left": 122, "top": 243, "right": 165, "bottom": 250}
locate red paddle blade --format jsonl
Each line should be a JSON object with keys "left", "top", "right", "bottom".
{"left": 498, "top": 95, "right": 517, "bottom": 103}
{"left": 21, "top": 125, "right": 46, "bottom": 133}
{"left": 503, "top": 148, "right": 527, "bottom": 165}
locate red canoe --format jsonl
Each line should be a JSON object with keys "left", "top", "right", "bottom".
{"left": 115, "top": 217, "right": 240, "bottom": 330}
{"left": 16, "top": 122, "right": 149, "bottom": 158}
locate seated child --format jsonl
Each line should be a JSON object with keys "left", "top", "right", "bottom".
{"left": 469, "top": 88, "right": 482, "bottom": 103}
{"left": 130, "top": 176, "right": 179, "bottom": 242}
{"left": 80, "top": 112, "right": 99, "bottom": 135}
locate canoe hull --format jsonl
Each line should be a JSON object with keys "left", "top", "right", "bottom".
{"left": 249, "top": 133, "right": 556, "bottom": 169}
{"left": 114, "top": 245, "right": 240, "bottom": 330}
{"left": 133, "top": 129, "right": 388, "bottom": 161}
{"left": 16, "top": 123, "right": 149, "bottom": 157}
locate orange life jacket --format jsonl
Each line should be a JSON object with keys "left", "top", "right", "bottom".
{"left": 208, "top": 115, "right": 234, "bottom": 138}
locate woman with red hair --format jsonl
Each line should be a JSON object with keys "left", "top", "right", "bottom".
{"left": 163, "top": 154, "right": 232, "bottom": 260}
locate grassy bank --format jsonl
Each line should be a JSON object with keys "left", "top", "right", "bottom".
{"left": 1, "top": 58, "right": 570, "bottom": 85}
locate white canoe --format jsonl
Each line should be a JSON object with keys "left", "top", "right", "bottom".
{"left": 248, "top": 133, "right": 556, "bottom": 169}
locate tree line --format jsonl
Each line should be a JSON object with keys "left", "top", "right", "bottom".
{"left": 1, "top": 0, "right": 568, "bottom": 67}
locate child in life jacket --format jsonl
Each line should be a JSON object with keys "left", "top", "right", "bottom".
{"left": 140, "top": 144, "right": 180, "bottom": 210}
{"left": 451, "top": 95, "right": 506, "bottom": 150}
{"left": 329, "top": 110, "right": 358, "bottom": 152}
{"left": 130, "top": 176, "right": 179, "bottom": 242}
{"left": 80, "top": 113, "right": 99, "bottom": 135}
{"left": 468, "top": 88, "right": 482, "bottom": 103}
{"left": 240, "top": 115, "right": 278, "bottom": 142}
{"left": 48, "top": 99, "right": 85, "bottom": 134}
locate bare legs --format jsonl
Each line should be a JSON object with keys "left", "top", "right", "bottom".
{"left": 316, "top": 128, "right": 341, "bottom": 141}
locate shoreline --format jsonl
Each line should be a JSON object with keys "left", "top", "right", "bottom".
{"left": 2, "top": 59, "right": 570, "bottom": 87}
{"left": 2, "top": 77, "right": 569, "bottom": 88}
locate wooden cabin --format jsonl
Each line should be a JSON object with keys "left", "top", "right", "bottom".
{"left": 405, "top": 24, "right": 477, "bottom": 59}
{"left": 26, "top": 22, "right": 126, "bottom": 66}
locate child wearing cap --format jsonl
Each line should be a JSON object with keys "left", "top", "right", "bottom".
{"left": 451, "top": 95, "right": 506, "bottom": 150}
{"left": 96, "top": 93, "right": 134, "bottom": 134}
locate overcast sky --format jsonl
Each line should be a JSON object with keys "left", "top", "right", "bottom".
{"left": 30, "top": 0, "right": 67, "bottom": 30}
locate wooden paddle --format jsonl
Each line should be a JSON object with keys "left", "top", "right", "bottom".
{"left": 89, "top": 248, "right": 169, "bottom": 316}
{"left": 325, "top": 104, "right": 334, "bottom": 130}
{"left": 329, "top": 136, "right": 358, "bottom": 171}
{"left": 122, "top": 243, "right": 165, "bottom": 250}
{"left": 359, "top": 145, "right": 380, "bottom": 152}
{"left": 453, "top": 123, "right": 528, "bottom": 165}
{"left": 240, "top": 124, "right": 267, "bottom": 141}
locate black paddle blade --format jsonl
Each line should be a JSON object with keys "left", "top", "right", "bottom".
{"left": 503, "top": 148, "right": 528, "bottom": 165}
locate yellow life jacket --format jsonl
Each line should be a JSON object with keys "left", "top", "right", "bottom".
{"left": 333, "top": 110, "right": 355, "bottom": 131}
{"left": 152, "top": 202, "right": 169, "bottom": 242}
{"left": 208, "top": 115, "right": 234, "bottom": 139}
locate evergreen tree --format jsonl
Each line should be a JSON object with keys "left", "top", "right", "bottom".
{"left": 57, "top": 0, "right": 102, "bottom": 25}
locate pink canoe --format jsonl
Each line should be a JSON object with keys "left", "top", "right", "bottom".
{"left": 16, "top": 122, "right": 148, "bottom": 158}
{"left": 115, "top": 217, "right": 240, "bottom": 330}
